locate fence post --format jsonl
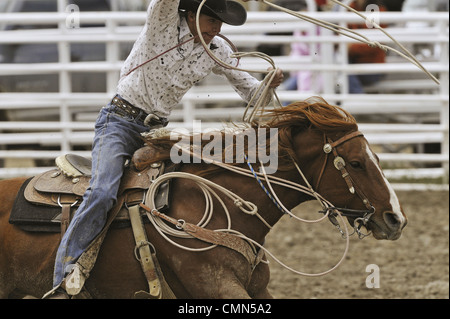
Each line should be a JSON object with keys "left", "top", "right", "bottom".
{"left": 439, "top": 20, "right": 449, "bottom": 183}
{"left": 58, "top": 0, "right": 71, "bottom": 155}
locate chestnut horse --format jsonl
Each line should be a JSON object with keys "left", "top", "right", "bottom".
{"left": 0, "top": 98, "right": 407, "bottom": 299}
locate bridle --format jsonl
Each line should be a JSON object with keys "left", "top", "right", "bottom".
{"left": 242, "top": 129, "right": 376, "bottom": 239}
{"left": 314, "top": 130, "right": 375, "bottom": 239}
{"left": 141, "top": 128, "right": 378, "bottom": 277}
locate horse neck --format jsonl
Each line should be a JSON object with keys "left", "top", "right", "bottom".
{"left": 208, "top": 165, "right": 309, "bottom": 243}
{"left": 261, "top": 168, "right": 314, "bottom": 219}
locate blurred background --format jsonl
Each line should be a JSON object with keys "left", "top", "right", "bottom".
{"left": 0, "top": 0, "right": 448, "bottom": 191}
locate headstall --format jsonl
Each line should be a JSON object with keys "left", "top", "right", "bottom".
{"left": 318, "top": 131, "right": 375, "bottom": 239}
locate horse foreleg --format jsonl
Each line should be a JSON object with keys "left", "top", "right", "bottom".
{"left": 216, "top": 274, "right": 273, "bottom": 299}
{"left": 251, "top": 287, "right": 273, "bottom": 299}
{"left": 248, "top": 258, "right": 273, "bottom": 299}
{"left": 216, "top": 280, "right": 252, "bottom": 299}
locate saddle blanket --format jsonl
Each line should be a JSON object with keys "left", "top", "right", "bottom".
{"left": 9, "top": 167, "right": 172, "bottom": 233}
{"left": 9, "top": 178, "right": 144, "bottom": 233}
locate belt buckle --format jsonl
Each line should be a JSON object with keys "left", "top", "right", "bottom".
{"left": 113, "top": 96, "right": 138, "bottom": 117}
{"left": 129, "top": 107, "right": 138, "bottom": 116}
{"left": 146, "top": 114, "right": 168, "bottom": 128}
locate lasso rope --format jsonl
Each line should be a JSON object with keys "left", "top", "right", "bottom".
{"left": 262, "top": 0, "right": 440, "bottom": 85}
{"left": 194, "top": 0, "right": 439, "bottom": 122}
{"left": 195, "top": 0, "right": 283, "bottom": 124}
{"left": 143, "top": 0, "right": 438, "bottom": 277}
{"left": 144, "top": 141, "right": 351, "bottom": 277}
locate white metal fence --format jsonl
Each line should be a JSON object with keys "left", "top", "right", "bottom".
{"left": 0, "top": 7, "right": 448, "bottom": 189}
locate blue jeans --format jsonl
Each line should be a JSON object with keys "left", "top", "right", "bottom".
{"left": 53, "top": 103, "right": 150, "bottom": 287}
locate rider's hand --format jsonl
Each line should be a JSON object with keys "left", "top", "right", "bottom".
{"left": 268, "top": 68, "right": 284, "bottom": 88}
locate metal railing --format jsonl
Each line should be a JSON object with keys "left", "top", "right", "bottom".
{"left": 0, "top": 9, "right": 448, "bottom": 188}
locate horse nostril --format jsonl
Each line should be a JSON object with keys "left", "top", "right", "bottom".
{"left": 383, "top": 212, "right": 401, "bottom": 230}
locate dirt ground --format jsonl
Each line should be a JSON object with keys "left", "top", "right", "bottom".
{"left": 265, "top": 190, "right": 449, "bottom": 299}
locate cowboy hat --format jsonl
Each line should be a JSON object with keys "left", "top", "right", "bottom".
{"left": 179, "top": 0, "right": 247, "bottom": 26}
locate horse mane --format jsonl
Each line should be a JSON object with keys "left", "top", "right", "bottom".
{"left": 139, "top": 97, "right": 358, "bottom": 173}
{"left": 266, "top": 96, "right": 357, "bottom": 132}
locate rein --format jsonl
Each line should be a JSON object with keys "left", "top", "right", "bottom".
{"left": 138, "top": 0, "right": 431, "bottom": 277}
{"left": 140, "top": 130, "right": 374, "bottom": 276}
{"left": 246, "top": 130, "right": 375, "bottom": 239}
{"left": 141, "top": 139, "right": 353, "bottom": 277}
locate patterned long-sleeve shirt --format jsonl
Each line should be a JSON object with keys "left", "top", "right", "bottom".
{"left": 116, "top": 0, "right": 263, "bottom": 118}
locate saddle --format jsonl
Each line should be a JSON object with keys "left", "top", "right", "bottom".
{"left": 10, "top": 151, "right": 264, "bottom": 299}
{"left": 10, "top": 151, "right": 177, "bottom": 299}
{"left": 10, "top": 152, "right": 173, "bottom": 234}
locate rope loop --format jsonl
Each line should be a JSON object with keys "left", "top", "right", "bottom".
{"left": 141, "top": 0, "right": 439, "bottom": 278}
{"left": 239, "top": 201, "right": 259, "bottom": 216}
{"left": 234, "top": 199, "right": 243, "bottom": 208}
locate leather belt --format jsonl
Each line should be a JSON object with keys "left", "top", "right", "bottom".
{"left": 110, "top": 95, "right": 168, "bottom": 127}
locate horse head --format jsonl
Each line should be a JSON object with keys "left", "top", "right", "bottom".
{"left": 269, "top": 98, "right": 407, "bottom": 240}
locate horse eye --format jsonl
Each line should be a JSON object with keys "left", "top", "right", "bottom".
{"left": 350, "top": 161, "right": 363, "bottom": 169}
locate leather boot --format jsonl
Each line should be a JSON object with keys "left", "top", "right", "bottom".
{"left": 49, "top": 288, "right": 70, "bottom": 299}
{"left": 42, "top": 287, "right": 70, "bottom": 299}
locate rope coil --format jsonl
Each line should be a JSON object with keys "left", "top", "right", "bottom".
{"left": 142, "top": 0, "right": 437, "bottom": 277}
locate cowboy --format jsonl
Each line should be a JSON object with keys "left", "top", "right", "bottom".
{"left": 45, "top": 0, "right": 284, "bottom": 298}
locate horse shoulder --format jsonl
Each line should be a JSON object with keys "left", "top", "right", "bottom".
{"left": 0, "top": 177, "right": 28, "bottom": 225}
{"left": 0, "top": 177, "right": 28, "bottom": 209}
{"left": 0, "top": 177, "right": 29, "bottom": 298}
